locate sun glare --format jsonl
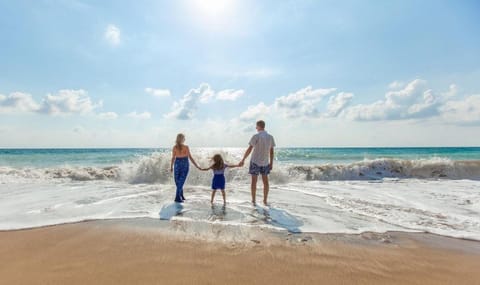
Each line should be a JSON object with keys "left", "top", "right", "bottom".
{"left": 192, "top": 0, "right": 234, "bottom": 17}
{"left": 188, "top": 0, "right": 238, "bottom": 31}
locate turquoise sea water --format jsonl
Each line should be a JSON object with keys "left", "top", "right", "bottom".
{"left": 1, "top": 147, "right": 479, "bottom": 168}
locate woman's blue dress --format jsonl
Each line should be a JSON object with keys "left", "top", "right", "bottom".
{"left": 174, "top": 157, "right": 189, "bottom": 202}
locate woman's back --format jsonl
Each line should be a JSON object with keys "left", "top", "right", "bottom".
{"left": 173, "top": 145, "right": 189, "bottom": 158}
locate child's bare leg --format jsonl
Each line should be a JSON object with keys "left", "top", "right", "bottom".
{"left": 221, "top": 189, "right": 226, "bottom": 205}
{"left": 211, "top": 190, "right": 216, "bottom": 204}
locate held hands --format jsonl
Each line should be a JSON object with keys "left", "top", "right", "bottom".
{"left": 239, "top": 160, "right": 245, "bottom": 167}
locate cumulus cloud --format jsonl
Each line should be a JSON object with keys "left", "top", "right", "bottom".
{"left": 105, "top": 24, "right": 120, "bottom": 45}
{"left": 274, "top": 86, "right": 336, "bottom": 118}
{"left": 39, "top": 89, "right": 102, "bottom": 115}
{"left": 165, "top": 83, "right": 211, "bottom": 120}
{"left": 0, "top": 89, "right": 120, "bottom": 120}
{"left": 1, "top": 90, "right": 102, "bottom": 115}
{"left": 388, "top": 80, "right": 405, "bottom": 89}
{"left": 145, "top": 88, "right": 170, "bottom": 97}
{"left": 344, "top": 79, "right": 443, "bottom": 121}
{"left": 165, "top": 83, "right": 244, "bottom": 120}
{"left": 216, "top": 89, "right": 244, "bottom": 101}
{"left": 439, "top": 95, "right": 480, "bottom": 125}
{"left": 98, "top": 112, "right": 118, "bottom": 120}
{"left": 0, "top": 92, "right": 40, "bottom": 113}
{"left": 441, "top": 84, "right": 458, "bottom": 99}
{"left": 325, "top": 92, "right": 354, "bottom": 117}
{"left": 127, "top": 111, "right": 151, "bottom": 120}
{"left": 239, "top": 102, "right": 270, "bottom": 121}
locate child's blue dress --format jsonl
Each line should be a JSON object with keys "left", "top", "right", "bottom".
{"left": 211, "top": 165, "right": 228, "bottom": 190}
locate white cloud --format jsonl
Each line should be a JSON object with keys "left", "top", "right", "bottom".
{"left": 105, "top": 24, "right": 121, "bottom": 45}
{"left": 127, "top": 111, "right": 151, "bottom": 120}
{"left": 145, "top": 88, "right": 170, "bottom": 97}
{"left": 39, "top": 89, "right": 102, "bottom": 115}
{"left": 198, "top": 84, "right": 216, "bottom": 103}
{"left": 216, "top": 89, "right": 244, "bottom": 101}
{"left": 165, "top": 83, "right": 211, "bottom": 120}
{"left": 0, "top": 89, "right": 119, "bottom": 119}
{"left": 98, "top": 112, "right": 118, "bottom": 120}
{"left": 274, "top": 86, "right": 337, "bottom": 118}
{"left": 239, "top": 102, "right": 270, "bottom": 121}
{"left": 325, "top": 92, "right": 354, "bottom": 117}
{"left": 441, "top": 84, "right": 458, "bottom": 99}
{"left": 165, "top": 83, "right": 244, "bottom": 120}
{"left": 0, "top": 92, "right": 40, "bottom": 113}
{"left": 440, "top": 95, "right": 480, "bottom": 125}
{"left": 344, "top": 79, "right": 442, "bottom": 121}
{"left": 388, "top": 80, "right": 405, "bottom": 89}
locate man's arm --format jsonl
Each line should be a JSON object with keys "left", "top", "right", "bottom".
{"left": 239, "top": 145, "right": 253, "bottom": 167}
{"left": 269, "top": 147, "right": 274, "bottom": 170}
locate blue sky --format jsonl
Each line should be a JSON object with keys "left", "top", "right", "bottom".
{"left": 1, "top": 0, "right": 479, "bottom": 147}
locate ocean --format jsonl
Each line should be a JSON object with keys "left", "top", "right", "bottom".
{"left": 1, "top": 147, "right": 479, "bottom": 240}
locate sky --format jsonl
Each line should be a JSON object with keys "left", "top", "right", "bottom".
{"left": 0, "top": 0, "right": 479, "bottom": 147}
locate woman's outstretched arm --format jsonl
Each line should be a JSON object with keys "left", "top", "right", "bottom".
{"left": 187, "top": 146, "right": 200, "bottom": 169}
{"left": 170, "top": 147, "right": 176, "bottom": 172}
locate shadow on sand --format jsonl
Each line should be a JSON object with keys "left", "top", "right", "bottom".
{"left": 159, "top": 203, "right": 184, "bottom": 220}
{"left": 253, "top": 205, "right": 303, "bottom": 233}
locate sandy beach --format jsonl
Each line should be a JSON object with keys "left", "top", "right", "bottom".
{"left": 1, "top": 219, "right": 479, "bottom": 285}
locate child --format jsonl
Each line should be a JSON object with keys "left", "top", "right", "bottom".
{"left": 201, "top": 154, "right": 240, "bottom": 205}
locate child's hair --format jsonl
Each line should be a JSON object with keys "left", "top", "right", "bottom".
{"left": 175, "top": 133, "right": 185, "bottom": 151}
{"left": 211, "top": 154, "right": 224, "bottom": 170}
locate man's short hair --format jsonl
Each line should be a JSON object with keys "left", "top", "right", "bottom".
{"left": 256, "top": 120, "right": 265, "bottom": 129}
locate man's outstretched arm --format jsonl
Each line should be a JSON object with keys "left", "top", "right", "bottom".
{"left": 269, "top": 147, "right": 274, "bottom": 170}
{"left": 239, "top": 145, "right": 253, "bottom": 166}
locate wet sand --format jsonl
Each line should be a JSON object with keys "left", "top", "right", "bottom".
{"left": 1, "top": 219, "right": 479, "bottom": 285}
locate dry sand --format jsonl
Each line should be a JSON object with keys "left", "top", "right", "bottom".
{"left": 1, "top": 220, "right": 479, "bottom": 285}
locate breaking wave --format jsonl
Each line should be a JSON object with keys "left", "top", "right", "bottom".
{"left": 1, "top": 152, "right": 479, "bottom": 183}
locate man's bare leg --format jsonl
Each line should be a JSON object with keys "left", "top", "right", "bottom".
{"left": 261, "top": 175, "right": 269, "bottom": 205}
{"left": 251, "top": 175, "right": 258, "bottom": 204}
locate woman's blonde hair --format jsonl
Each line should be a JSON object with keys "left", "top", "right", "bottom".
{"left": 212, "top": 154, "right": 224, "bottom": 170}
{"left": 175, "top": 133, "right": 185, "bottom": 150}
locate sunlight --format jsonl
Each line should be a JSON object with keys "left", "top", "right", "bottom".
{"left": 187, "top": 0, "right": 239, "bottom": 31}
{"left": 192, "top": 0, "right": 235, "bottom": 18}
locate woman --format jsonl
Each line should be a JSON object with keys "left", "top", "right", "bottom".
{"left": 170, "top": 133, "right": 200, "bottom": 202}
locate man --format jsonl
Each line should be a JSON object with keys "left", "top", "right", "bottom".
{"left": 239, "top": 120, "right": 276, "bottom": 205}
